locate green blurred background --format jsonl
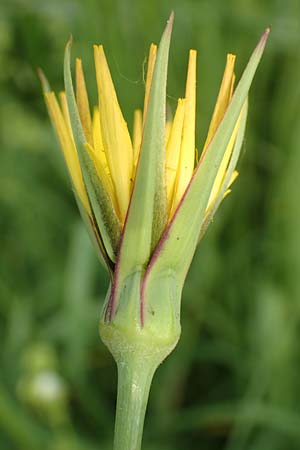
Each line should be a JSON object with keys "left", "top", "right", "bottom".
{"left": 1, "top": 0, "right": 300, "bottom": 449}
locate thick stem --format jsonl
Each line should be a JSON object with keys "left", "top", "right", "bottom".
{"left": 99, "top": 271, "right": 181, "bottom": 450}
{"left": 113, "top": 355, "right": 157, "bottom": 450}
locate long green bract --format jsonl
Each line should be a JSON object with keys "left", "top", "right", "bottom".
{"left": 39, "top": 68, "right": 114, "bottom": 272}
{"left": 107, "top": 14, "right": 174, "bottom": 319}
{"left": 64, "top": 39, "right": 121, "bottom": 265}
{"left": 142, "top": 30, "right": 269, "bottom": 311}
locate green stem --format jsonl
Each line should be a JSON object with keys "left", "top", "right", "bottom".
{"left": 113, "top": 355, "right": 157, "bottom": 450}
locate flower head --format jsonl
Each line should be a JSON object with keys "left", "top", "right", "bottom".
{"left": 40, "top": 14, "right": 269, "bottom": 350}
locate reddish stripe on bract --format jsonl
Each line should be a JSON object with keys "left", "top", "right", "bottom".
{"left": 140, "top": 132, "right": 209, "bottom": 324}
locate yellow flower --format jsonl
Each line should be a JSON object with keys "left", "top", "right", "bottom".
{"left": 41, "top": 30, "right": 243, "bottom": 245}
{"left": 39, "top": 15, "right": 269, "bottom": 331}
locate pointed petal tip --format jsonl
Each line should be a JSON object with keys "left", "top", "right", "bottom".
{"left": 93, "top": 44, "right": 104, "bottom": 56}
{"left": 64, "top": 36, "right": 73, "bottom": 69}
{"left": 37, "top": 68, "right": 51, "bottom": 93}
{"left": 168, "top": 11, "right": 175, "bottom": 24}
{"left": 165, "top": 11, "right": 174, "bottom": 33}
{"left": 259, "top": 27, "right": 270, "bottom": 48}
{"left": 263, "top": 27, "right": 271, "bottom": 39}
{"left": 36, "top": 67, "right": 43, "bottom": 79}
{"left": 65, "top": 34, "right": 73, "bottom": 54}
{"left": 227, "top": 53, "right": 236, "bottom": 61}
{"left": 93, "top": 44, "right": 98, "bottom": 57}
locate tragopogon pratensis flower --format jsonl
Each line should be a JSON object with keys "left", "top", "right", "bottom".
{"left": 39, "top": 13, "right": 269, "bottom": 450}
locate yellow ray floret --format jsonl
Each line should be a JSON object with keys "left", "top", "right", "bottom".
{"left": 45, "top": 91, "right": 91, "bottom": 214}
{"left": 171, "top": 49, "right": 197, "bottom": 214}
{"left": 132, "top": 109, "right": 143, "bottom": 169}
{"left": 75, "top": 58, "right": 93, "bottom": 146}
{"left": 43, "top": 39, "right": 244, "bottom": 236}
{"left": 207, "top": 102, "right": 244, "bottom": 210}
{"left": 222, "top": 171, "right": 239, "bottom": 199}
{"left": 143, "top": 43, "right": 157, "bottom": 124}
{"left": 84, "top": 142, "right": 117, "bottom": 207}
{"left": 229, "top": 73, "right": 236, "bottom": 100}
{"left": 204, "top": 53, "right": 236, "bottom": 151}
{"left": 90, "top": 107, "right": 119, "bottom": 213}
{"left": 58, "top": 91, "right": 73, "bottom": 137}
{"left": 166, "top": 98, "right": 186, "bottom": 213}
{"left": 207, "top": 121, "right": 239, "bottom": 208}
{"left": 165, "top": 120, "right": 172, "bottom": 146}
{"left": 92, "top": 107, "right": 111, "bottom": 178}
{"left": 227, "top": 170, "right": 239, "bottom": 189}
{"left": 94, "top": 45, "right": 133, "bottom": 222}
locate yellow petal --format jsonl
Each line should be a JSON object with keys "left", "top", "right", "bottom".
{"left": 203, "top": 54, "right": 236, "bottom": 150}
{"left": 143, "top": 43, "right": 157, "bottom": 125}
{"left": 92, "top": 107, "right": 110, "bottom": 176}
{"left": 222, "top": 171, "right": 239, "bottom": 199}
{"left": 166, "top": 98, "right": 186, "bottom": 213}
{"left": 84, "top": 142, "right": 118, "bottom": 210}
{"left": 76, "top": 58, "right": 93, "bottom": 145}
{"left": 94, "top": 45, "right": 133, "bottom": 222}
{"left": 45, "top": 91, "right": 90, "bottom": 214}
{"left": 91, "top": 106, "right": 121, "bottom": 217}
{"left": 223, "top": 188, "right": 231, "bottom": 199}
{"left": 230, "top": 72, "right": 236, "bottom": 100}
{"left": 223, "top": 170, "right": 239, "bottom": 200}
{"left": 165, "top": 120, "right": 172, "bottom": 146}
{"left": 172, "top": 49, "right": 197, "bottom": 212}
{"left": 92, "top": 106, "right": 103, "bottom": 153}
{"left": 227, "top": 170, "right": 239, "bottom": 189}
{"left": 194, "top": 147, "right": 199, "bottom": 165}
{"left": 207, "top": 114, "right": 241, "bottom": 210}
{"left": 132, "top": 108, "right": 143, "bottom": 168}
{"left": 59, "top": 91, "right": 73, "bottom": 138}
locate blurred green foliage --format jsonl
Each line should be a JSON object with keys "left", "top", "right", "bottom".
{"left": 1, "top": 0, "right": 300, "bottom": 449}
